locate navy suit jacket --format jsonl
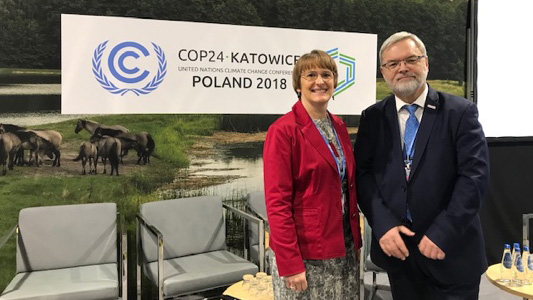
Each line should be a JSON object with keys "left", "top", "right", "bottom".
{"left": 355, "top": 86, "right": 490, "bottom": 284}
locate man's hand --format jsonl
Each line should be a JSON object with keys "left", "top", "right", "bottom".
{"left": 284, "top": 271, "right": 307, "bottom": 292}
{"left": 379, "top": 226, "right": 415, "bottom": 260}
{"left": 418, "top": 235, "right": 446, "bottom": 260}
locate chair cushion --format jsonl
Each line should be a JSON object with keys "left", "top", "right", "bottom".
{"left": 0, "top": 263, "right": 118, "bottom": 300}
{"left": 140, "top": 196, "right": 226, "bottom": 261}
{"left": 17, "top": 203, "right": 117, "bottom": 273}
{"left": 144, "top": 250, "right": 258, "bottom": 296}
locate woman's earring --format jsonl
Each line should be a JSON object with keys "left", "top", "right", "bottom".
{"left": 332, "top": 95, "right": 335, "bottom": 101}
{"left": 297, "top": 91, "right": 301, "bottom": 100}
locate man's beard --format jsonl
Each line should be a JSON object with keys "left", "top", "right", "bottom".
{"left": 385, "top": 70, "right": 427, "bottom": 98}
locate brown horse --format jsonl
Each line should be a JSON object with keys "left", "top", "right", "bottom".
{"left": 9, "top": 130, "right": 41, "bottom": 166}
{"left": 0, "top": 133, "right": 22, "bottom": 175}
{"left": 73, "top": 141, "right": 97, "bottom": 175}
{"left": 0, "top": 123, "right": 25, "bottom": 133}
{"left": 30, "top": 130, "right": 62, "bottom": 167}
{"left": 91, "top": 135, "right": 121, "bottom": 176}
{"left": 93, "top": 127, "right": 155, "bottom": 164}
{"left": 75, "top": 119, "right": 129, "bottom": 135}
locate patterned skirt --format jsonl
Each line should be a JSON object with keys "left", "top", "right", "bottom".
{"left": 270, "top": 221, "right": 360, "bottom": 300}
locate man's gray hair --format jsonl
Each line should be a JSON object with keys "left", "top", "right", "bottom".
{"left": 379, "top": 31, "right": 427, "bottom": 64}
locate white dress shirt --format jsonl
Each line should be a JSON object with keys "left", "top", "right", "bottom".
{"left": 395, "top": 84, "right": 428, "bottom": 149}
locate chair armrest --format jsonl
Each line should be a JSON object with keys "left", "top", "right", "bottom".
{"left": 136, "top": 214, "right": 164, "bottom": 300}
{"left": 119, "top": 213, "right": 127, "bottom": 300}
{"left": 223, "top": 204, "right": 265, "bottom": 272}
{"left": 0, "top": 224, "right": 17, "bottom": 250}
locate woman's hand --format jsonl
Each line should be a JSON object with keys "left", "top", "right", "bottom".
{"left": 284, "top": 271, "right": 307, "bottom": 292}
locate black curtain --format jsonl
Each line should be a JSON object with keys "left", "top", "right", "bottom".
{"left": 482, "top": 138, "right": 533, "bottom": 265}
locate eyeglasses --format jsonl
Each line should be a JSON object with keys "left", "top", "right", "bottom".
{"left": 301, "top": 71, "right": 335, "bottom": 82}
{"left": 381, "top": 55, "right": 426, "bottom": 70}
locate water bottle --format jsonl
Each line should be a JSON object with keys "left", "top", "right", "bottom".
{"left": 498, "top": 244, "right": 512, "bottom": 283}
{"left": 512, "top": 243, "right": 519, "bottom": 258}
{"left": 523, "top": 246, "right": 532, "bottom": 285}
{"left": 526, "top": 245, "right": 533, "bottom": 285}
{"left": 511, "top": 243, "right": 524, "bottom": 286}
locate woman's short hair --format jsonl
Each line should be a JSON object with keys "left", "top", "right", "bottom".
{"left": 292, "top": 50, "right": 338, "bottom": 94}
{"left": 379, "top": 31, "right": 427, "bottom": 64}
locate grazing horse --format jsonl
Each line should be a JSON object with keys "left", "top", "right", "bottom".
{"left": 93, "top": 127, "right": 155, "bottom": 164}
{"left": 9, "top": 130, "right": 41, "bottom": 166}
{"left": 75, "top": 119, "right": 129, "bottom": 135}
{"left": 31, "top": 130, "right": 62, "bottom": 166}
{"left": 0, "top": 133, "right": 22, "bottom": 175}
{"left": 73, "top": 141, "right": 97, "bottom": 175}
{"left": 91, "top": 135, "right": 121, "bottom": 176}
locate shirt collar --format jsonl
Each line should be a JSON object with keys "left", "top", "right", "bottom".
{"left": 395, "top": 83, "right": 428, "bottom": 113}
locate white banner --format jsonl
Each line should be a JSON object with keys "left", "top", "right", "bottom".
{"left": 61, "top": 14, "right": 377, "bottom": 115}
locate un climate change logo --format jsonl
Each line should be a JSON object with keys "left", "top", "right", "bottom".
{"left": 92, "top": 41, "right": 167, "bottom": 96}
{"left": 327, "top": 48, "right": 355, "bottom": 97}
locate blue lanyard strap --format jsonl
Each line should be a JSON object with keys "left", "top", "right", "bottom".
{"left": 314, "top": 121, "right": 346, "bottom": 181}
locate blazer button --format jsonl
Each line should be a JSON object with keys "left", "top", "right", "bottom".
{"left": 401, "top": 186, "right": 407, "bottom": 192}
{"left": 351, "top": 213, "right": 357, "bottom": 218}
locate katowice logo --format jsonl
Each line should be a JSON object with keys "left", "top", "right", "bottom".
{"left": 327, "top": 48, "right": 356, "bottom": 97}
{"left": 92, "top": 41, "right": 167, "bottom": 96}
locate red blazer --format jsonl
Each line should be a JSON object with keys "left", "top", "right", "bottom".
{"left": 263, "top": 100, "right": 361, "bottom": 277}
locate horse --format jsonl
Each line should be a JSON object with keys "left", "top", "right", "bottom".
{"left": 73, "top": 141, "right": 97, "bottom": 175}
{"left": 91, "top": 135, "right": 121, "bottom": 176}
{"left": 75, "top": 119, "right": 129, "bottom": 135}
{"left": 93, "top": 127, "right": 155, "bottom": 164}
{"left": 9, "top": 130, "right": 41, "bottom": 166}
{"left": 0, "top": 133, "right": 22, "bottom": 175}
{"left": 0, "top": 123, "right": 25, "bottom": 133}
{"left": 30, "top": 130, "right": 62, "bottom": 167}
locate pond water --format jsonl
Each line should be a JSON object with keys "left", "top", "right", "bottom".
{"left": 184, "top": 141, "right": 264, "bottom": 199}
{"left": 0, "top": 84, "right": 61, "bottom": 113}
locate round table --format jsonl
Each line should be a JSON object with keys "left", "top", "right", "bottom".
{"left": 223, "top": 275, "right": 273, "bottom": 300}
{"left": 486, "top": 263, "right": 533, "bottom": 299}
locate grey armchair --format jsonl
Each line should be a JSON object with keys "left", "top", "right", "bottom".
{"left": 359, "top": 215, "right": 389, "bottom": 300}
{"left": 136, "top": 196, "right": 260, "bottom": 300}
{"left": 245, "top": 191, "right": 269, "bottom": 273}
{"left": 0, "top": 203, "right": 127, "bottom": 300}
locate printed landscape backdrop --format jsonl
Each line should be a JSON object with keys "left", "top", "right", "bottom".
{"left": 0, "top": 0, "right": 469, "bottom": 298}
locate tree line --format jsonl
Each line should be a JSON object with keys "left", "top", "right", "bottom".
{"left": 0, "top": 0, "right": 468, "bottom": 80}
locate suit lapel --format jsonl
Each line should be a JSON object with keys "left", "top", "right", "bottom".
{"left": 293, "top": 101, "right": 338, "bottom": 172}
{"left": 384, "top": 96, "right": 406, "bottom": 176}
{"left": 410, "top": 87, "right": 439, "bottom": 178}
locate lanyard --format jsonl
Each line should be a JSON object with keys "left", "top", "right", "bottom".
{"left": 403, "top": 127, "right": 419, "bottom": 179}
{"left": 314, "top": 122, "right": 346, "bottom": 182}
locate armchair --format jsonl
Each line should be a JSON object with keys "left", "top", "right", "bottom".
{"left": 245, "top": 191, "right": 269, "bottom": 272}
{"left": 0, "top": 203, "right": 127, "bottom": 300}
{"left": 359, "top": 215, "right": 389, "bottom": 300}
{"left": 136, "top": 196, "right": 260, "bottom": 300}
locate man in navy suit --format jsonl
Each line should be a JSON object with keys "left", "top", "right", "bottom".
{"left": 355, "top": 31, "right": 490, "bottom": 299}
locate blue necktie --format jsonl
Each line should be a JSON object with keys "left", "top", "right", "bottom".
{"left": 403, "top": 104, "right": 419, "bottom": 170}
{"left": 403, "top": 104, "right": 418, "bottom": 223}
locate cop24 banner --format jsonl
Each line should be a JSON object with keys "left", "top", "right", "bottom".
{"left": 61, "top": 14, "right": 377, "bottom": 114}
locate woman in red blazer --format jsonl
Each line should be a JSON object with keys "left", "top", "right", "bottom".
{"left": 263, "top": 49, "right": 361, "bottom": 299}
